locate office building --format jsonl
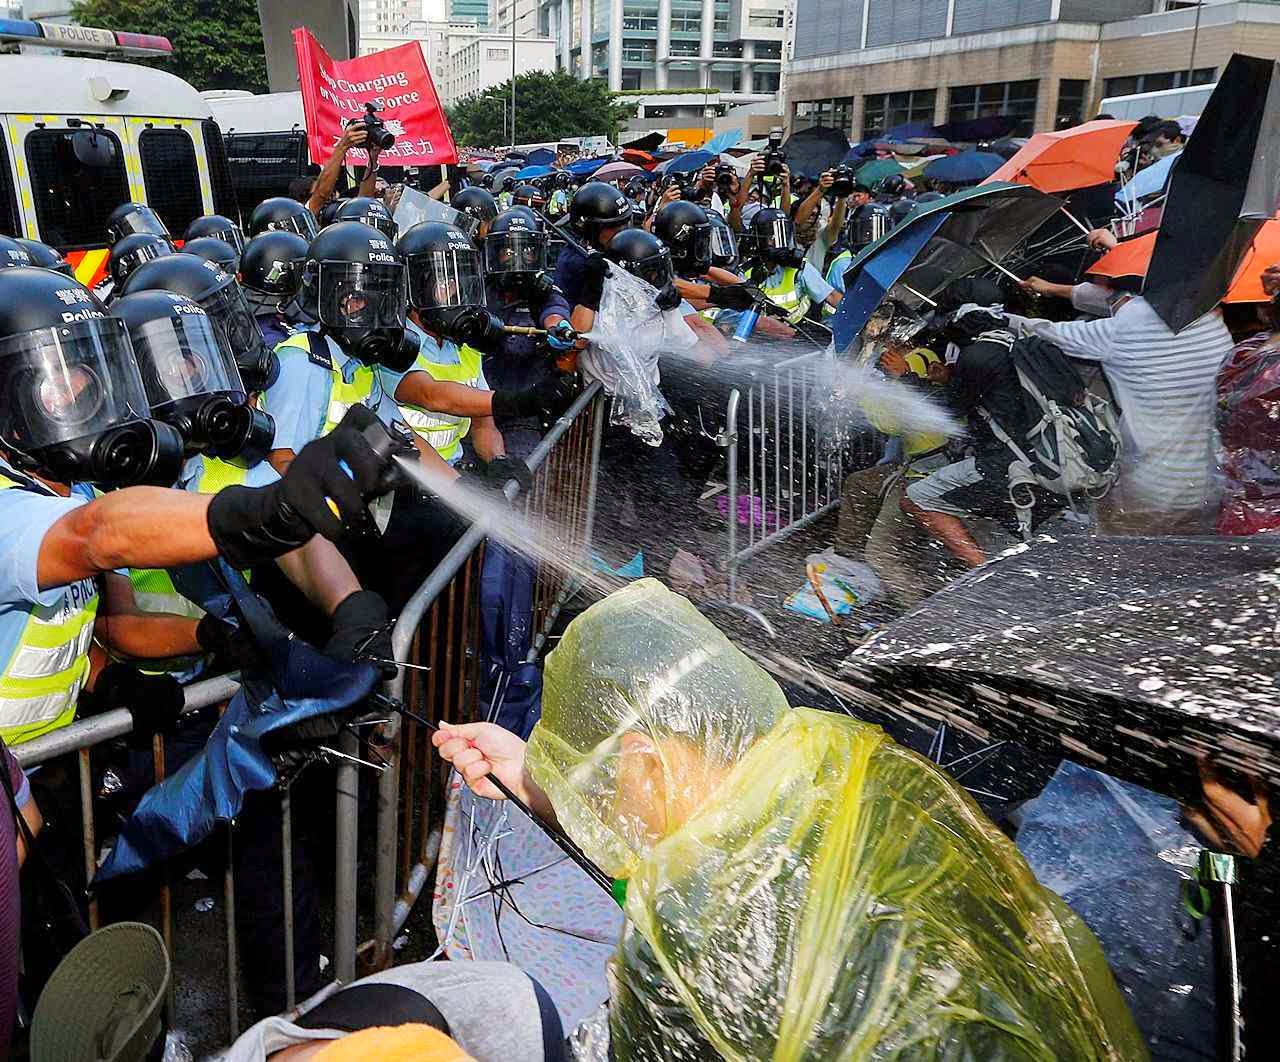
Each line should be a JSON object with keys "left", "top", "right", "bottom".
{"left": 447, "top": 30, "right": 558, "bottom": 103}
{"left": 788, "top": 1, "right": 1277, "bottom": 140}
{"left": 451, "top": 0, "right": 491, "bottom": 24}
{"left": 360, "top": 0, "right": 422, "bottom": 36}
{"left": 532, "top": 0, "right": 788, "bottom": 101}
{"left": 491, "top": 0, "right": 540, "bottom": 36}
{"left": 360, "top": 18, "right": 483, "bottom": 75}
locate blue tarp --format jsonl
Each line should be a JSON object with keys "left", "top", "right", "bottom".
{"left": 831, "top": 210, "right": 949, "bottom": 352}
{"left": 96, "top": 562, "right": 378, "bottom": 881}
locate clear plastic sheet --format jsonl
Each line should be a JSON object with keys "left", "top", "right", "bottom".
{"left": 579, "top": 268, "right": 695, "bottom": 446}
{"left": 527, "top": 579, "right": 1147, "bottom": 1061}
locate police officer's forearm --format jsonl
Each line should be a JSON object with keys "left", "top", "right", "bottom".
{"left": 470, "top": 418, "right": 505, "bottom": 462}
{"left": 38, "top": 488, "right": 218, "bottom": 591}
{"left": 274, "top": 537, "right": 362, "bottom": 618}
{"left": 675, "top": 277, "right": 711, "bottom": 302}
{"left": 396, "top": 374, "right": 496, "bottom": 418}
{"left": 95, "top": 613, "right": 202, "bottom": 660}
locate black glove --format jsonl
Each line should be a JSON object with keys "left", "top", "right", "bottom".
{"left": 580, "top": 252, "right": 610, "bottom": 307}
{"left": 324, "top": 590, "right": 395, "bottom": 677}
{"left": 195, "top": 613, "right": 268, "bottom": 674}
{"left": 706, "top": 283, "right": 760, "bottom": 311}
{"left": 492, "top": 373, "right": 579, "bottom": 421}
{"left": 484, "top": 455, "right": 534, "bottom": 495}
{"left": 207, "top": 406, "right": 409, "bottom": 568}
{"left": 91, "top": 663, "right": 185, "bottom": 746}
{"left": 445, "top": 306, "right": 505, "bottom": 349}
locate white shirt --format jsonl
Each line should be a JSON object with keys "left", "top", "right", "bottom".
{"left": 1006, "top": 297, "right": 1233, "bottom": 514}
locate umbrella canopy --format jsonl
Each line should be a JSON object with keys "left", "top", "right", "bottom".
{"left": 621, "top": 130, "right": 665, "bottom": 152}
{"left": 853, "top": 157, "right": 907, "bottom": 185}
{"left": 987, "top": 137, "right": 1029, "bottom": 160}
{"left": 988, "top": 120, "right": 1137, "bottom": 193}
{"left": 781, "top": 124, "right": 852, "bottom": 178}
{"left": 842, "top": 534, "right": 1280, "bottom": 797}
{"left": 1084, "top": 219, "right": 1280, "bottom": 304}
{"left": 662, "top": 149, "right": 714, "bottom": 175}
{"left": 565, "top": 155, "right": 610, "bottom": 177}
{"left": 702, "top": 129, "right": 742, "bottom": 153}
{"left": 923, "top": 151, "right": 1007, "bottom": 185}
{"left": 1146, "top": 53, "right": 1280, "bottom": 332}
{"left": 525, "top": 147, "right": 556, "bottom": 166}
{"left": 831, "top": 182, "right": 1064, "bottom": 348}
{"left": 594, "top": 160, "right": 646, "bottom": 181}
{"left": 1114, "top": 150, "right": 1180, "bottom": 211}
{"left": 619, "top": 147, "right": 656, "bottom": 168}
{"left": 514, "top": 163, "right": 554, "bottom": 180}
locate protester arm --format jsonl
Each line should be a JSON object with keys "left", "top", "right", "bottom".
{"left": 1006, "top": 312, "right": 1116, "bottom": 364}
{"left": 793, "top": 171, "right": 830, "bottom": 229}
{"left": 306, "top": 126, "right": 366, "bottom": 215}
{"left": 95, "top": 572, "right": 201, "bottom": 659}
{"left": 470, "top": 416, "right": 505, "bottom": 462}
{"left": 432, "top": 721, "right": 558, "bottom": 823}
{"left": 357, "top": 148, "right": 382, "bottom": 198}
{"left": 273, "top": 537, "right": 363, "bottom": 618}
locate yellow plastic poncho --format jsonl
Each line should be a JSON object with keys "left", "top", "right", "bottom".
{"left": 526, "top": 579, "right": 1148, "bottom": 1062}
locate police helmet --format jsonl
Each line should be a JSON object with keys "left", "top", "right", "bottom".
{"left": 653, "top": 200, "right": 712, "bottom": 277}
{"left": 184, "top": 214, "right": 246, "bottom": 253}
{"left": 451, "top": 187, "right": 500, "bottom": 238}
{"left": 109, "top": 234, "right": 174, "bottom": 289}
{"left": 605, "top": 228, "right": 680, "bottom": 311}
{"left": 483, "top": 208, "right": 547, "bottom": 282}
{"left": 247, "top": 196, "right": 319, "bottom": 240}
{"left": 334, "top": 196, "right": 398, "bottom": 241}
{"left": 569, "top": 181, "right": 632, "bottom": 237}
{"left": 512, "top": 183, "right": 547, "bottom": 211}
{"left": 397, "top": 221, "right": 487, "bottom": 335}
{"left": 239, "top": 230, "right": 309, "bottom": 313}
{"left": 0, "top": 235, "right": 35, "bottom": 271}
{"left": 14, "top": 238, "right": 74, "bottom": 278}
{"left": 182, "top": 237, "right": 240, "bottom": 274}
{"left": 746, "top": 206, "right": 798, "bottom": 265}
{"left": 105, "top": 202, "right": 171, "bottom": 245}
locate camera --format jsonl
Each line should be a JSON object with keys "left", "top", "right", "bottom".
{"left": 714, "top": 163, "right": 736, "bottom": 194}
{"left": 762, "top": 127, "right": 786, "bottom": 177}
{"left": 350, "top": 101, "right": 396, "bottom": 151}
{"left": 829, "top": 165, "right": 855, "bottom": 199}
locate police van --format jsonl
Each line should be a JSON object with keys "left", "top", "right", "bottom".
{"left": 0, "top": 16, "right": 238, "bottom": 286}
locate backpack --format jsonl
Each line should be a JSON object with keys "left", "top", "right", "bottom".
{"left": 978, "top": 334, "right": 1123, "bottom": 537}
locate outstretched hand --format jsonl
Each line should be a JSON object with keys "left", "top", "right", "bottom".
{"left": 432, "top": 721, "right": 531, "bottom": 803}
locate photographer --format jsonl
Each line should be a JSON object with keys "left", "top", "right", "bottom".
{"left": 304, "top": 119, "right": 384, "bottom": 218}
{"left": 734, "top": 156, "right": 791, "bottom": 230}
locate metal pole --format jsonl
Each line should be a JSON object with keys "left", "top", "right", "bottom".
{"left": 281, "top": 790, "right": 296, "bottom": 1010}
{"left": 1187, "top": 1, "right": 1203, "bottom": 88}
{"left": 333, "top": 730, "right": 359, "bottom": 984}
{"left": 511, "top": 1, "right": 518, "bottom": 148}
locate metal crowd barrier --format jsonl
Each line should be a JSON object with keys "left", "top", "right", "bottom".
{"left": 720, "top": 350, "right": 879, "bottom": 599}
{"left": 9, "top": 382, "right": 606, "bottom": 1047}
{"left": 365, "top": 382, "right": 605, "bottom": 969}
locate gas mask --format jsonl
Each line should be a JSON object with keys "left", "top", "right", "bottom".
{"left": 0, "top": 316, "right": 183, "bottom": 487}
{"left": 315, "top": 260, "right": 411, "bottom": 367}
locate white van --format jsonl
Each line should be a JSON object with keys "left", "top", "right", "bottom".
{"left": 0, "top": 53, "right": 237, "bottom": 284}
{"left": 1098, "top": 83, "right": 1217, "bottom": 122}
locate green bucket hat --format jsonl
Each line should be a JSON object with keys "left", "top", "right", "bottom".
{"left": 31, "top": 922, "right": 170, "bottom": 1062}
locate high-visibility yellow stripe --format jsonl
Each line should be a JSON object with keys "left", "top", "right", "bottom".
{"left": 72, "top": 249, "right": 109, "bottom": 287}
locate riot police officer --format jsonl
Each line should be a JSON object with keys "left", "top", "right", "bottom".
{"left": 248, "top": 196, "right": 320, "bottom": 240}
{"left": 239, "top": 230, "right": 310, "bottom": 349}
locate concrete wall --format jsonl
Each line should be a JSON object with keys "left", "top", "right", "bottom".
{"left": 259, "top": 0, "right": 360, "bottom": 93}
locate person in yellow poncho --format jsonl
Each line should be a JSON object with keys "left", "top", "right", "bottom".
{"left": 434, "top": 579, "right": 1149, "bottom": 1062}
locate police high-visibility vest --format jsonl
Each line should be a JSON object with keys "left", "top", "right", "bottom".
{"left": 399, "top": 342, "right": 486, "bottom": 464}
{"left": 858, "top": 345, "right": 948, "bottom": 469}
{"left": 274, "top": 332, "right": 381, "bottom": 438}
{"left": 822, "top": 250, "right": 852, "bottom": 317}
{"left": 0, "top": 471, "right": 99, "bottom": 745}
{"left": 761, "top": 267, "right": 812, "bottom": 324}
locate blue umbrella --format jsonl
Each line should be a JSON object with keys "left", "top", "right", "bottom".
{"left": 526, "top": 147, "right": 556, "bottom": 166}
{"left": 831, "top": 212, "right": 948, "bottom": 352}
{"left": 566, "top": 155, "right": 610, "bottom": 177}
{"left": 515, "top": 163, "right": 554, "bottom": 180}
{"left": 923, "top": 151, "right": 1006, "bottom": 184}
{"left": 1114, "top": 149, "right": 1180, "bottom": 210}
{"left": 663, "top": 149, "right": 715, "bottom": 174}
{"left": 703, "top": 129, "right": 742, "bottom": 154}
{"left": 96, "top": 562, "right": 379, "bottom": 880}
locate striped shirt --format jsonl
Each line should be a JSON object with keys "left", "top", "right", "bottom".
{"left": 1007, "top": 297, "right": 1233, "bottom": 514}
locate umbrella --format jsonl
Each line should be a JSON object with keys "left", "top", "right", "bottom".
{"left": 1084, "top": 219, "right": 1280, "bottom": 304}
{"left": 841, "top": 534, "right": 1280, "bottom": 798}
{"left": 830, "top": 182, "right": 1064, "bottom": 349}
{"left": 987, "top": 137, "right": 1028, "bottom": 160}
{"left": 621, "top": 130, "right": 665, "bottom": 153}
{"left": 780, "top": 124, "right": 851, "bottom": 179}
{"left": 702, "top": 129, "right": 742, "bottom": 154}
{"left": 525, "top": 147, "right": 555, "bottom": 166}
{"left": 662, "top": 149, "right": 714, "bottom": 175}
{"left": 565, "top": 155, "right": 609, "bottom": 177}
{"left": 882, "top": 121, "right": 937, "bottom": 142}
{"left": 514, "top": 163, "right": 554, "bottom": 180}
{"left": 619, "top": 147, "right": 656, "bottom": 168}
{"left": 935, "top": 115, "right": 1019, "bottom": 143}
{"left": 923, "top": 151, "right": 1007, "bottom": 185}
{"left": 1146, "top": 53, "right": 1280, "bottom": 333}
{"left": 1114, "top": 150, "right": 1180, "bottom": 211}
{"left": 854, "top": 158, "right": 907, "bottom": 186}
{"left": 988, "top": 120, "right": 1137, "bottom": 193}
{"left": 594, "top": 160, "right": 646, "bottom": 181}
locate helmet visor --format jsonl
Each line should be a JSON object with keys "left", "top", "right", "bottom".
{"left": 270, "top": 210, "right": 319, "bottom": 241}
{"left": 405, "top": 246, "right": 485, "bottom": 310}
{"left": 113, "top": 208, "right": 170, "bottom": 242}
{"left": 203, "top": 223, "right": 246, "bottom": 254}
{"left": 761, "top": 217, "right": 796, "bottom": 253}
{"left": 483, "top": 231, "right": 547, "bottom": 276}
{"left": 317, "top": 261, "right": 407, "bottom": 330}
{"left": 362, "top": 212, "right": 398, "bottom": 241}
{"left": 130, "top": 310, "right": 244, "bottom": 414}
{"left": 631, "top": 249, "right": 675, "bottom": 290}
{"left": 709, "top": 222, "right": 737, "bottom": 262}
{"left": 0, "top": 317, "right": 150, "bottom": 451}
{"left": 200, "top": 281, "right": 268, "bottom": 361}
{"left": 113, "top": 241, "right": 171, "bottom": 284}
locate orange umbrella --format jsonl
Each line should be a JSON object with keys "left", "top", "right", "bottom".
{"left": 987, "top": 120, "right": 1137, "bottom": 193}
{"left": 1086, "top": 220, "right": 1280, "bottom": 303}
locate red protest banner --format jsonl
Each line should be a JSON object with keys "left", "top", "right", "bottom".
{"left": 293, "top": 27, "right": 457, "bottom": 168}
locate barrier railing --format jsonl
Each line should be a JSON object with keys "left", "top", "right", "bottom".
{"left": 366, "top": 382, "right": 606, "bottom": 968}
{"left": 721, "top": 350, "right": 879, "bottom": 598}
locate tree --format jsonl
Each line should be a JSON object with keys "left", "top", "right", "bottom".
{"left": 70, "top": 0, "right": 268, "bottom": 94}
{"left": 447, "top": 71, "right": 636, "bottom": 147}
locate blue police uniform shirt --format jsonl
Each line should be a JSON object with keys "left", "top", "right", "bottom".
{"left": 553, "top": 243, "right": 596, "bottom": 310}
{"left": 256, "top": 312, "right": 297, "bottom": 353}
{"left": 825, "top": 250, "right": 854, "bottom": 296}
{"left": 763, "top": 260, "right": 836, "bottom": 305}
{"left": 0, "top": 461, "right": 97, "bottom": 674}
{"left": 261, "top": 326, "right": 407, "bottom": 454}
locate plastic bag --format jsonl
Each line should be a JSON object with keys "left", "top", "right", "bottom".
{"left": 526, "top": 579, "right": 1148, "bottom": 1062}
{"left": 579, "top": 268, "right": 695, "bottom": 446}
{"left": 784, "top": 548, "right": 882, "bottom": 623}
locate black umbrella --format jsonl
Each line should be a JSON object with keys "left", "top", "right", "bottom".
{"left": 840, "top": 534, "right": 1280, "bottom": 800}
{"left": 780, "top": 124, "right": 851, "bottom": 179}
{"left": 1146, "top": 53, "right": 1280, "bottom": 333}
